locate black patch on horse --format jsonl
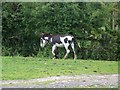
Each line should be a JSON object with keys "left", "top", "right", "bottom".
{"left": 42, "top": 34, "right": 50, "bottom": 41}
{"left": 70, "top": 38, "right": 74, "bottom": 43}
{"left": 72, "top": 38, "right": 74, "bottom": 42}
{"left": 51, "top": 35, "right": 62, "bottom": 44}
{"left": 64, "top": 38, "right": 68, "bottom": 43}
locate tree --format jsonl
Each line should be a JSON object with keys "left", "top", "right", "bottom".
{"left": 2, "top": 2, "right": 119, "bottom": 60}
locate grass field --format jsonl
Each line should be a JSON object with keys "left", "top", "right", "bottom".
{"left": 2, "top": 56, "right": 118, "bottom": 80}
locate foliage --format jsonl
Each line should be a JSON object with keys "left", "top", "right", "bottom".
{"left": 2, "top": 2, "right": 119, "bottom": 60}
{"left": 2, "top": 56, "right": 118, "bottom": 80}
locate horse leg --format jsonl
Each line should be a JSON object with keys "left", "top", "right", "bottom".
{"left": 63, "top": 44, "right": 70, "bottom": 59}
{"left": 71, "top": 42, "right": 77, "bottom": 60}
{"left": 54, "top": 47, "right": 59, "bottom": 59}
{"left": 52, "top": 45, "right": 56, "bottom": 59}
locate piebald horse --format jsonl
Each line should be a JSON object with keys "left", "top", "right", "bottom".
{"left": 40, "top": 33, "right": 77, "bottom": 60}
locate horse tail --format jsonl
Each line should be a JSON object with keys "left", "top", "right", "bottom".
{"left": 67, "top": 32, "right": 81, "bottom": 49}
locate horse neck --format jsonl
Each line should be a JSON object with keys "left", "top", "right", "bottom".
{"left": 48, "top": 35, "right": 52, "bottom": 43}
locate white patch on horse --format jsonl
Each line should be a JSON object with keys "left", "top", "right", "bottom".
{"left": 55, "top": 43, "right": 64, "bottom": 47}
{"left": 66, "top": 36, "right": 74, "bottom": 41}
{"left": 60, "top": 37, "right": 65, "bottom": 43}
{"left": 40, "top": 38, "right": 47, "bottom": 48}
{"left": 50, "top": 38, "right": 52, "bottom": 42}
{"left": 60, "top": 36, "right": 73, "bottom": 44}
{"left": 44, "top": 37, "right": 48, "bottom": 40}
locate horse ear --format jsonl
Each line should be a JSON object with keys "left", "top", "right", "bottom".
{"left": 40, "top": 33, "right": 44, "bottom": 36}
{"left": 47, "top": 33, "right": 52, "bottom": 36}
{"left": 48, "top": 33, "right": 52, "bottom": 36}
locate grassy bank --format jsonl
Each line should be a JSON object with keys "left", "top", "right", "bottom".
{"left": 2, "top": 56, "right": 118, "bottom": 80}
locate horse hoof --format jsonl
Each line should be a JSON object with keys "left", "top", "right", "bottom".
{"left": 63, "top": 58, "right": 66, "bottom": 60}
{"left": 74, "top": 60, "right": 76, "bottom": 63}
{"left": 53, "top": 57, "right": 55, "bottom": 60}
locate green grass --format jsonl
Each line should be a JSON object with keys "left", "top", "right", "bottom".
{"left": 2, "top": 56, "right": 118, "bottom": 80}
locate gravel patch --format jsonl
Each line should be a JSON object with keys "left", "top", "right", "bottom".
{"left": 1, "top": 74, "right": 119, "bottom": 88}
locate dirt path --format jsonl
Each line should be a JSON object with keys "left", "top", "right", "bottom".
{"left": 1, "top": 74, "right": 119, "bottom": 88}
